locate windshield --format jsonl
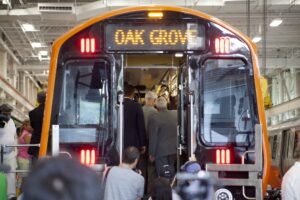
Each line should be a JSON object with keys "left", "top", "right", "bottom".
{"left": 201, "top": 59, "right": 255, "bottom": 146}
{"left": 58, "top": 60, "right": 110, "bottom": 143}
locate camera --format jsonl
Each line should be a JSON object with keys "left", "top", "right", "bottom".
{"left": 0, "top": 114, "right": 9, "bottom": 128}
{"left": 175, "top": 171, "right": 216, "bottom": 200}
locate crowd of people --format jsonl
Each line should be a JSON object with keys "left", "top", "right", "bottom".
{"left": 1, "top": 85, "right": 299, "bottom": 200}
{"left": 0, "top": 91, "right": 46, "bottom": 200}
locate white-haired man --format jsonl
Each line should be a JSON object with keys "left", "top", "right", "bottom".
{"left": 142, "top": 91, "right": 157, "bottom": 190}
{"left": 143, "top": 91, "right": 157, "bottom": 133}
{"left": 148, "top": 97, "right": 177, "bottom": 176}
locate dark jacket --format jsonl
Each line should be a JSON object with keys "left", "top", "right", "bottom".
{"left": 123, "top": 98, "right": 146, "bottom": 149}
{"left": 148, "top": 110, "right": 177, "bottom": 158}
{"left": 28, "top": 103, "right": 45, "bottom": 156}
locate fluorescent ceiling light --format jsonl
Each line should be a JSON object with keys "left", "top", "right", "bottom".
{"left": 252, "top": 36, "right": 262, "bottom": 43}
{"left": 39, "top": 50, "right": 48, "bottom": 56}
{"left": 2, "top": 0, "right": 8, "bottom": 5}
{"left": 38, "top": 54, "right": 50, "bottom": 61}
{"left": 31, "top": 42, "right": 42, "bottom": 48}
{"left": 21, "top": 23, "right": 38, "bottom": 32}
{"left": 175, "top": 53, "right": 183, "bottom": 57}
{"left": 270, "top": 18, "right": 283, "bottom": 27}
{"left": 38, "top": 51, "right": 50, "bottom": 61}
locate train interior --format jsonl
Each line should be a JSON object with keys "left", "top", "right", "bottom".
{"left": 124, "top": 54, "right": 182, "bottom": 107}
{"left": 123, "top": 54, "right": 186, "bottom": 168}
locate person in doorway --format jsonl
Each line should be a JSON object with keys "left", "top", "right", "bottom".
{"left": 148, "top": 97, "right": 177, "bottom": 176}
{"left": 104, "top": 146, "right": 145, "bottom": 200}
{"left": 143, "top": 91, "right": 158, "bottom": 190}
{"left": 281, "top": 131, "right": 300, "bottom": 200}
{"left": 28, "top": 91, "right": 46, "bottom": 163}
{"left": 123, "top": 84, "right": 146, "bottom": 152}
{"left": 143, "top": 91, "right": 157, "bottom": 132}
{"left": 0, "top": 104, "right": 18, "bottom": 200}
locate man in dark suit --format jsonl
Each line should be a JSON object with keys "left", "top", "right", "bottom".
{"left": 148, "top": 97, "right": 177, "bottom": 176}
{"left": 123, "top": 84, "right": 146, "bottom": 152}
{"left": 28, "top": 91, "right": 46, "bottom": 163}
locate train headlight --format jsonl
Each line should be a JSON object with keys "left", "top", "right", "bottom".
{"left": 215, "top": 188, "right": 233, "bottom": 200}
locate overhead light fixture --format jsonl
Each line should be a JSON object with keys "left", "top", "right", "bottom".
{"left": 21, "top": 23, "right": 38, "bottom": 32}
{"left": 252, "top": 36, "right": 262, "bottom": 43}
{"left": 38, "top": 54, "right": 50, "bottom": 61}
{"left": 39, "top": 50, "right": 48, "bottom": 56}
{"left": 175, "top": 53, "right": 183, "bottom": 57}
{"left": 38, "top": 50, "right": 50, "bottom": 61}
{"left": 270, "top": 18, "right": 283, "bottom": 27}
{"left": 31, "top": 42, "right": 42, "bottom": 48}
{"left": 148, "top": 12, "right": 163, "bottom": 18}
{"left": 2, "top": 0, "right": 8, "bottom": 5}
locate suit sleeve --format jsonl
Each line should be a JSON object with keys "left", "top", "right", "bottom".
{"left": 29, "top": 111, "right": 34, "bottom": 129}
{"left": 148, "top": 116, "right": 158, "bottom": 157}
{"left": 136, "top": 104, "right": 146, "bottom": 147}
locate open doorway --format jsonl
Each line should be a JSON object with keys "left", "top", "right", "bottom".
{"left": 123, "top": 54, "right": 187, "bottom": 189}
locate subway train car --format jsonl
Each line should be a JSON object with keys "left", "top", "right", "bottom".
{"left": 38, "top": 6, "right": 270, "bottom": 199}
{"left": 268, "top": 118, "right": 300, "bottom": 189}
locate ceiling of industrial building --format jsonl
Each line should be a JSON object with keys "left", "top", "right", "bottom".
{"left": 0, "top": 0, "right": 299, "bottom": 85}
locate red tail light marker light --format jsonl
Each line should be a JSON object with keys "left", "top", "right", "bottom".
{"left": 80, "top": 149, "right": 85, "bottom": 164}
{"left": 216, "top": 149, "right": 231, "bottom": 164}
{"left": 226, "top": 149, "right": 230, "bottom": 164}
{"left": 80, "top": 149, "right": 96, "bottom": 165}
{"left": 215, "top": 37, "right": 231, "bottom": 54}
{"left": 80, "top": 38, "right": 95, "bottom": 53}
{"left": 91, "top": 149, "right": 95, "bottom": 165}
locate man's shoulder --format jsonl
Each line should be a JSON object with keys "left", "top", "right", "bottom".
{"left": 8, "top": 118, "right": 16, "bottom": 127}
{"left": 111, "top": 167, "right": 144, "bottom": 179}
{"left": 283, "top": 163, "right": 300, "bottom": 183}
{"left": 29, "top": 107, "right": 38, "bottom": 115}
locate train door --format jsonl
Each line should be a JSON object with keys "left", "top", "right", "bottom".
{"left": 119, "top": 54, "right": 192, "bottom": 172}
{"left": 268, "top": 132, "right": 282, "bottom": 189}
{"left": 281, "top": 129, "right": 294, "bottom": 174}
{"left": 293, "top": 130, "right": 300, "bottom": 162}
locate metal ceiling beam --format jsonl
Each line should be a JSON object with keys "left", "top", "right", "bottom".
{"left": 258, "top": 58, "right": 300, "bottom": 68}
{"left": 0, "top": 2, "right": 299, "bottom": 19}
{"left": 16, "top": 64, "right": 49, "bottom": 71}
{"left": 265, "top": 96, "right": 300, "bottom": 118}
{"left": 0, "top": 74, "right": 34, "bottom": 111}
{"left": 0, "top": 36, "right": 21, "bottom": 65}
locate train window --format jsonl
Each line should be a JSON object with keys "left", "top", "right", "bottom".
{"left": 284, "top": 130, "right": 290, "bottom": 158}
{"left": 268, "top": 136, "right": 274, "bottom": 158}
{"left": 201, "top": 59, "right": 254, "bottom": 146}
{"left": 293, "top": 131, "right": 300, "bottom": 159}
{"left": 58, "top": 60, "right": 110, "bottom": 143}
{"left": 272, "top": 135, "right": 278, "bottom": 159}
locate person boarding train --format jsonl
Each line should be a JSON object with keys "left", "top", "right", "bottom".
{"left": 148, "top": 97, "right": 177, "bottom": 176}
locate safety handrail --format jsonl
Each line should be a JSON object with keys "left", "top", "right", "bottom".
{"left": 118, "top": 93, "right": 124, "bottom": 164}
{"left": 206, "top": 124, "right": 263, "bottom": 200}
{"left": 242, "top": 150, "right": 256, "bottom": 200}
{"left": 2, "top": 144, "right": 40, "bottom": 148}
{"left": 0, "top": 144, "right": 40, "bottom": 164}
